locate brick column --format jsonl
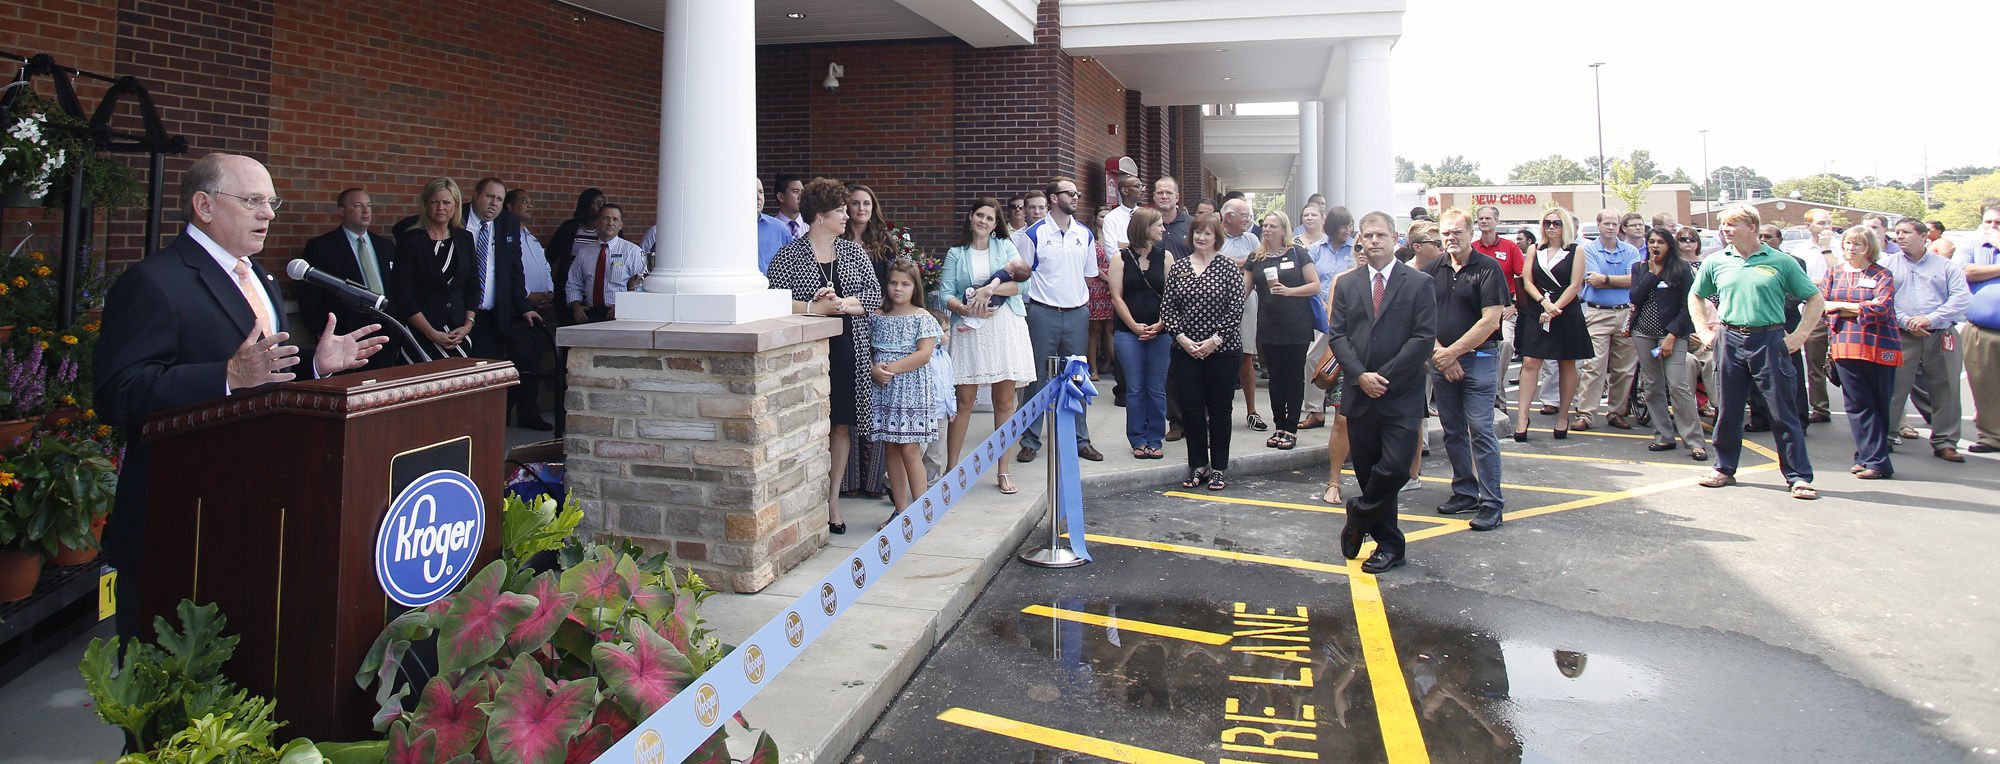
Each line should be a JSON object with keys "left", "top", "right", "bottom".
{"left": 558, "top": 316, "right": 842, "bottom": 593}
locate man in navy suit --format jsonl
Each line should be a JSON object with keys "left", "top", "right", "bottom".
{"left": 1327, "top": 210, "right": 1438, "bottom": 574}
{"left": 95, "top": 153, "right": 388, "bottom": 639}
{"left": 300, "top": 187, "right": 401, "bottom": 368}
{"left": 463, "top": 177, "right": 551, "bottom": 430}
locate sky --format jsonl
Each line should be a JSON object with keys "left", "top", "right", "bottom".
{"left": 1366, "top": 0, "right": 2000, "bottom": 187}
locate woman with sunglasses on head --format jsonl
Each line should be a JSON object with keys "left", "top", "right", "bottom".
{"left": 1247, "top": 210, "right": 1320, "bottom": 450}
{"left": 1624, "top": 227, "right": 1708, "bottom": 459}
{"left": 1677, "top": 226, "right": 1722, "bottom": 418}
{"left": 1511, "top": 208, "right": 1591, "bottom": 440}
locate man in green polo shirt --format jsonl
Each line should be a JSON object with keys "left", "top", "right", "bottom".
{"left": 1688, "top": 205, "right": 1826, "bottom": 499}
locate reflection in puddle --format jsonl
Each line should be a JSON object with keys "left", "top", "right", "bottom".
{"left": 1498, "top": 641, "right": 1661, "bottom": 703}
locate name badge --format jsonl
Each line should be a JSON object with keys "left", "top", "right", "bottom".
{"left": 1278, "top": 260, "right": 1296, "bottom": 270}
{"left": 1859, "top": 278, "right": 1878, "bottom": 288}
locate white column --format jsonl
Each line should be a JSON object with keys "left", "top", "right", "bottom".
{"left": 1296, "top": 100, "right": 1320, "bottom": 220}
{"left": 1325, "top": 96, "right": 1347, "bottom": 208}
{"left": 621, "top": 0, "right": 791, "bottom": 324}
{"left": 1343, "top": 38, "right": 1393, "bottom": 218}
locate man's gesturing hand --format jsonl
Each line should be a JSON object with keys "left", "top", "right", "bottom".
{"left": 228, "top": 330, "right": 300, "bottom": 389}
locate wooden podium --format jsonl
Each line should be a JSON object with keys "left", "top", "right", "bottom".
{"left": 137, "top": 358, "right": 516, "bottom": 741}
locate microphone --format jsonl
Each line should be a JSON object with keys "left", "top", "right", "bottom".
{"left": 286, "top": 259, "right": 386, "bottom": 311}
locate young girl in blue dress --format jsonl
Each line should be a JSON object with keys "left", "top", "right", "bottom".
{"left": 871, "top": 259, "right": 945, "bottom": 514}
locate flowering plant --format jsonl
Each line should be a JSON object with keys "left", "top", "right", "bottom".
{"left": 0, "top": 247, "right": 57, "bottom": 329}
{"left": 887, "top": 224, "right": 943, "bottom": 295}
{"left": 0, "top": 432, "right": 116, "bottom": 556}
{"left": 0, "top": 341, "right": 51, "bottom": 421}
{"left": 0, "top": 96, "right": 69, "bottom": 201}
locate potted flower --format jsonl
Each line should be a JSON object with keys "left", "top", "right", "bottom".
{"left": 0, "top": 248, "right": 57, "bottom": 341}
{"left": 0, "top": 85, "right": 71, "bottom": 208}
{"left": 0, "top": 450, "right": 40, "bottom": 602}
{"left": 5, "top": 433, "right": 118, "bottom": 566}
{"left": 0, "top": 341, "right": 52, "bottom": 446}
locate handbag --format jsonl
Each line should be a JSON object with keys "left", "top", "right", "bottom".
{"left": 1312, "top": 297, "right": 1340, "bottom": 389}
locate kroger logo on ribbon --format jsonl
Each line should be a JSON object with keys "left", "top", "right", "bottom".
{"left": 634, "top": 730, "right": 664, "bottom": 764}
{"left": 374, "top": 470, "right": 484, "bottom": 607}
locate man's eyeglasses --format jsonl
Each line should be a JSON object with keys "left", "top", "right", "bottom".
{"left": 1009, "top": 204, "right": 1025, "bottom": 210}
{"left": 1677, "top": 237, "right": 1699, "bottom": 243}
{"left": 1414, "top": 240, "right": 1442, "bottom": 248}
{"left": 1758, "top": 234, "right": 1781, "bottom": 240}
{"left": 213, "top": 191, "right": 283, "bottom": 211}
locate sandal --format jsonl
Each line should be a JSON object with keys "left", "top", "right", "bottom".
{"left": 1206, "top": 469, "right": 1227, "bottom": 491}
{"left": 1697, "top": 472, "right": 1736, "bottom": 488}
{"left": 1320, "top": 481, "right": 1342, "bottom": 505}
{"left": 1266, "top": 433, "right": 1284, "bottom": 448}
{"left": 1789, "top": 482, "right": 1819, "bottom": 500}
{"left": 1141, "top": 446, "right": 1164, "bottom": 460}
{"left": 1181, "top": 467, "right": 1209, "bottom": 489}
{"left": 1276, "top": 432, "right": 1296, "bottom": 450}
{"left": 1690, "top": 448, "right": 1708, "bottom": 461}
{"left": 997, "top": 474, "right": 1019, "bottom": 494}
{"left": 1247, "top": 412, "right": 1268, "bottom": 431}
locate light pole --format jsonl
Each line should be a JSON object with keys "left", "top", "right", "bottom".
{"left": 1590, "top": 62, "right": 1606, "bottom": 207}
{"left": 1699, "top": 128, "right": 1711, "bottom": 227}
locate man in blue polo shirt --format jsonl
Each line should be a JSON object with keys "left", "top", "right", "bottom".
{"left": 754, "top": 176, "right": 793, "bottom": 274}
{"left": 1953, "top": 203, "right": 2000, "bottom": 453}
{"left": 1575, "top": 208, "right": 1643, "bottom": 430}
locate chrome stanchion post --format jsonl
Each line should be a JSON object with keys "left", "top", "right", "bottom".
{"left": 1020, "top": 356, "right": 1085, "bottom": 568}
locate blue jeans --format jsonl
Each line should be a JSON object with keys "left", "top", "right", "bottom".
{"left": 1714, "top": 328, "right": 1813, "bottom": 483}
{"left": 1432, "top": 349, "right": 1503, "bottom": 510}
{"left": 1113, "top": 329, "right": 1169, "bottom": 448}
{"left": 1837, "top": 359, "right": 1896, "bottom": 473}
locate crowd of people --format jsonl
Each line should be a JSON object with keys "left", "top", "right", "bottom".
{"left": 755, "top": 168, "right": 2000, "bottom": 576}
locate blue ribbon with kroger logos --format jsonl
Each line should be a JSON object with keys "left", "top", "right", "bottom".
{"left": 595, "top": 356, "right": 1096, "bottom": 763}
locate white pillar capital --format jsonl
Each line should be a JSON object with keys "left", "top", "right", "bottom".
{"left": 620, "top": 0, "right": 791, "bottom": 324}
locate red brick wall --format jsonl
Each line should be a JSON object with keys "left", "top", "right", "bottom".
{"left": 802, "top": 42, "right": 958, "bottom": 256}
{"left": 2, "top": 0, "right": 664, "bottom": 276}
{"left": 1071, "top": 57, "right": 1125, "bottom": 220}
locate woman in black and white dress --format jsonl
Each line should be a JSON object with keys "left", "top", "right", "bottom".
{"left": 1163, "top": 212, "right": 1250, "bottom": 491}
{"left": 391, "top": 176, "right": 480, "bottom": 360}
{"left": 1511, "top": 207, "right": 1591, "bottom": 441}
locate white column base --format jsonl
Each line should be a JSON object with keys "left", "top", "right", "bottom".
{"left": 616, "top": 289, "right": 793, "bottom": 324}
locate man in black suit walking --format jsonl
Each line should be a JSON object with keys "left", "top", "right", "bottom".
{"left": 95, "top": 153, "right": 388, "bottom": 639}
{"left": 463, "top": 177, "right": 551, "bottom": 430}
{"left": 300, "top": 187, "right": 400, "bottom": 368}
{"left": 1327, "top": 210, "right": 1438, "bottom": 574}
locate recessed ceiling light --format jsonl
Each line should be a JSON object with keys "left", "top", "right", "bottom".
{"left": 1214, "top": 48, "right": 1228, "bottom": 52}
{"left": 786, "top": 12, "right": 807, "bottom": 19}
{"left": 1221, "top": 76, "right": 1233, "bottom": 81}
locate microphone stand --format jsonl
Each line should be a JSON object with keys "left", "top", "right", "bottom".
{"left": 357, "top": 302, "right": 433, "bottom": 364}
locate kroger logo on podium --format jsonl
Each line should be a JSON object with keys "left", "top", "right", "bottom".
{"left": 374, "top": 470, "right": 485, "bottom": 607}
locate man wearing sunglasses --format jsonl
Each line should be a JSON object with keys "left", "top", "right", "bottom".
{"left": 1013, "top": 177, "right": 1104, "bottom": 463}
{"left": 1954, "top": 204, "right": 2000, "bottom": 454}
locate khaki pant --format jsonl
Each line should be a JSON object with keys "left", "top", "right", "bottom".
{"left": 1961, "top": 324, "right": 2000, "bottom": 449}
{"left": 1891, "top": 328, "right": 1963, "bottom": 449}
{"left": 1803, "top": 321, "right": 1832, "bottom": 417}
{"left": 1576, "top": 305, "right": 1639, "bottom": 417}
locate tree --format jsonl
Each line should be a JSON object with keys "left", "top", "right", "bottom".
{"left": 1770, "top": 174, "right": 1854, "bottom": 205}
{"left": 1394, "top": 156, "right": 1417, "bottom": 183}
{"left": 1710, "top": 165, "right": 1771, "bottom": 199}
{"left": 1922, "top": 170, "right": 2000, "bottom": 229}
{"left": 1607, "top": 159, "right": 1655, "bottom": 214}
{"left": 1252, "top": 193, "right": 1286, "bottom": 224}
{"left": 1509, "top": 154, "right": 1590, "bottom": 185}
{"left": 1845, "top": 187, "right": 1925, "bottom": 219}
{"left": 1626, "top": 150, "right": 1660, "bottom": 183}
{"left": 1415, "top": 155, "right": 1487, "bottom": 187}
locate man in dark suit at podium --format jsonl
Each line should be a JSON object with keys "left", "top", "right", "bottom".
{"left": 94, "top": 153, "right": 388, "bottom": 640}
{"left": 1327, "top": 210, "right": 1437, "bottom": 575}
{"left": 300, "top": 187, "right": 400, "bottom": 369}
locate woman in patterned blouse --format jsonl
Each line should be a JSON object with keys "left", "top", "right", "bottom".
{"left": 767, "top": 178, "right": 882, "bottom": 534}
{"left": 1821, "top": 227, "right": 1901, "bottom": 479}
{"left": 1162, "top": 212, "right": 1250, "bottom": 490}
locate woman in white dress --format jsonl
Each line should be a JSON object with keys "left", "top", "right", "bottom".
{"left": 940, "top": 197, "right": 1037, "bottom": 495}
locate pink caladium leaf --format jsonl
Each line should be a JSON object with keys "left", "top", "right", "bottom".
{"left": 385, "top": 721, "right": 439, "bottom": 764}
{"left": 507, "top": 570, "right": 579, "bottom": 654}
{"left": 562, "top": 724, "right": 617, "bottom": 764}
{"left": 435, "top": 561, "right": 537, "bottom": 676}
{"left": 410, "top": 673, "right": 493, "bottom": 760}
{"left": 559, "top": 554, "right": 639, "bottom": 612}
{"left": 654, "top": 589, "right": 698, "bottom": 657}
{"left": 485, "top": 654, "right": 600, "bottom": 764}
{"left": 683, "top": 730, "right": 731, "bottom": 764}
{"left": 589, "top": 700, "right": 638, "bottom": 741}
{"left": 628, "top": 584, "right": 672, "bottom": 624}
{"left": 742, "top": 731, "right": 780, "bottom": 764}
{"left": 594, "top": 617, "right": 695, "bottom": 718}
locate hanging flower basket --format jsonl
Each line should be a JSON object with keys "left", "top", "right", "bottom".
{"left": 1, "top": 187, "right": 46, "bottom": 208}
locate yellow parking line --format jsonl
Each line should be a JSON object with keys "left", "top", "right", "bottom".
{"left": 1399, "top": 461, "right": 1783, "bottom": 544}
{"left": 1499, "top": 450, "right": 1712, "bottom": 469}
{"left": 1161, "top": 491, "right": 1463, "bottom": 525}
{"left": 1350, "top": 570, "right": 1432, "bottom": 764}
{"left": 937, "top": 708, "right": 1204, "bottom": 764}
{"left": 1081, "top": 533, "right": 1351, "bottom": 578}
{"left": 1021, "top": 605, "right": 1231, "bottom": 645}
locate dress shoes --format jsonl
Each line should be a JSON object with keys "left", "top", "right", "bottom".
{"left": 1078, "top": 445, "right": 1104, "bottom": 462}
{"left": 1165, "top": 425, "right": 1183, "bottom": 442}
{"left": 1744, "top": 419, "right": 1771, "bottom": 433}
{"left": 1935, "top": 447, "right": 1965, "bottom": 463}
{"left": 1607, "top": 413, "right": 1633, "bottom": 430}
{"left": 1016, "top": 446, "right": 1037, "bottom": 463}
{"left": 1340, "top": 528, "right": 1364, "bottom": 560}
{"left": 1435, "top": 498, "right": 1478, "bottom": 515}
{"left": 1969, "top": 442, "right": 1999, "bottom": 454}
{"left": 1360, "top": 549, "right": 1406, "bottom": 574}
{"left": 514, "top": 410, "right": 554, "bottom": 431}
{"left": 1647, "top": 441, "right": 1676, "bottom": 452}
{"left": 1808, "top": 411, "right": 1832, "bottom": 423}
{"left": 1469, "top": 506, "right": 1503, "bottom": 531}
